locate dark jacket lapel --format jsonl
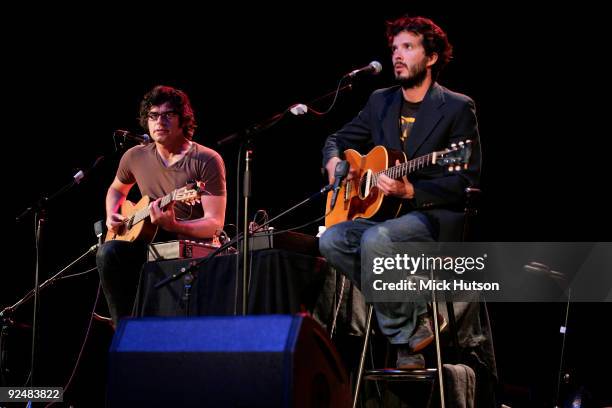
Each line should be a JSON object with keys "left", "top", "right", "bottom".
{"left": 380, "top": 87, "right": 403, "bottom": 152}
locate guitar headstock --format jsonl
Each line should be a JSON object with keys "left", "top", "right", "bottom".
{"left": 434, "top": 140, "right": 472, "bottom": 172}
{"left": 174, "top": 181, "right": 206, "bottom": 206}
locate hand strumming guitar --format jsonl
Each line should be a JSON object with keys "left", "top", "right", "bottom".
{"left": 325, "top": 157, "right": 358, "bottom": 184}
{"left": 106, "top": 212, "right": 126, "bottom": 234}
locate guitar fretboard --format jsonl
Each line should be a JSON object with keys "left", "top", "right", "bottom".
{"left": 372, "top": 152, "right": 437, "bottom": 185}
{"left": 128, "top": 191, "right": 174, "bottom": 228}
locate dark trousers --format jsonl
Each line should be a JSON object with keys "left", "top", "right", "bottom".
{"left": 319, "top": 212, "right": 435, "bottom": 344}
{"left": 96, "top": 240, "right": 146, "bottom": 326}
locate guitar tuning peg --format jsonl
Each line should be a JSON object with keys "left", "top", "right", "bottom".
{"left": 451, "top": 143, "right": 457, "bottom": 148}
{"left": 458, "top": 141, "right": 464, "bottom": 146}
{"left": 448, "top": 166, "right": 455, "bottom": 172}
{"left": 454, "top": 165, "right": 461, "bottom": 171}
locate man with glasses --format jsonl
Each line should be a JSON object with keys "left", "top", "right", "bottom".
{"left": 96, "top": 85, "right": 226, "bottom": 327}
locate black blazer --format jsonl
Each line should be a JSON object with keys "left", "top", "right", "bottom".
{"left": 322, "top": 83, "right": 482, "bottom": 240}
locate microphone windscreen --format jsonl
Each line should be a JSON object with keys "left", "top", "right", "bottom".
{"left": 369, "top": 61, "right": 382, "bottom": 74}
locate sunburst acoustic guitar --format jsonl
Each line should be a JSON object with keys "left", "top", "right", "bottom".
{"left": 325, "top": 140, "right": 472, "bottom": 228}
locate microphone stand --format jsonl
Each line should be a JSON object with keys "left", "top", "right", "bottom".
{"left": 1, "top": 244, "right": 100, "bottom": 318}
{"left": 524, "top": 262, "right": 571, "bottom": 408}
{"left": 216, "top": 82, "right": 354, "bottom": 316}
{"left": 218, "top": 113, "right": 284, "bottom": 317}
{"left": 241, "top": 147, "right": 252, "bottom": 315}
{"left": 181, "top": 264, "right": 195, "bottom": 317}
{"left": 154, "top": 184, "right": 334, "bottom": 308}
{"left": 0, "top": 242, "right": 99, "bottom": 386}
{"left": 13, "top": 155, "right": 104, "bottom": 386}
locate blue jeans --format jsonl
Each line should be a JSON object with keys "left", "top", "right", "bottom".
{"left": 96, "top": 240, "right": 147, "bottom": 325}
{"left": 319, "top": 212, "right": 435, "bottom": 344}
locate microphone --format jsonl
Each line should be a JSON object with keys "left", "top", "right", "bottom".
{"left": 93, "top": 219, "right": 105, "bottom": 247}
{"left": 330, "top": 160, "right": 349, "bottom": 209}
{"left": 346, "top": 61, "right": 383, "bottom": 78}
{"left": 114, "top": 129, "right": 151, "bottom": 145}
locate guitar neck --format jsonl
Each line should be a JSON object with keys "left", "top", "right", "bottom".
{"left": 131, "top": 191, "right": 175, "bottom": 225}
{"left": 372, "top": 152, "right": 438, "bottom": 184}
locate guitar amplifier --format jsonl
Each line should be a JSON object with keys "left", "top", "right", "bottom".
{"left": 147, "top": 240, "right": 229, "bottom": 262}
{"left": 242, "top": 229, "right": 320, "bottom": 258}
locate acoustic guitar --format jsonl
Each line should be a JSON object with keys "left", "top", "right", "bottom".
{"left": 325, "top": 141, "right": 472, "bottom": 227}
{"left": 105, "top": 181, "right": 205, "bottom": 243}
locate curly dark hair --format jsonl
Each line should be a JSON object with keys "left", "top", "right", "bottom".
{"left": 386, "top": 16, "right": 453, "bottom": 80}
{"left": 139, "top": 85, "right": 197, "bottom": 139}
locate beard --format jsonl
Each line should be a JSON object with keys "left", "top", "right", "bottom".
{"left": 395, "top": 59, "right": 428, "bottom": 89}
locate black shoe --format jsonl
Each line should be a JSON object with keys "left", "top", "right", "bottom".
{"left": 396, "top": 346, "right": 425, "bottom": 369}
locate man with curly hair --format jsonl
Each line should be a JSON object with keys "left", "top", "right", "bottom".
{"left": 96, "top": 85, "right": 226, "bottom": 326}
{"left": 320, "top": 16, "right": 481, "bottom": 369}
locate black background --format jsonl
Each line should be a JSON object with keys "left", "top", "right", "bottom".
{"left": 3, "top": 3, "right": 610, "bottom": 406}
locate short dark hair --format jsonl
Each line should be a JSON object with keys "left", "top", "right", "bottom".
{"left": 139, "top": 85, "right": 197, "bottom": 139}
{"left": 386, "top": 16, "right": 453, "bottom": 80}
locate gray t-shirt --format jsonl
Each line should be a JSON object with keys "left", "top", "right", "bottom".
{"left": 116, "top": 142, "right": 226, "bottom": 221}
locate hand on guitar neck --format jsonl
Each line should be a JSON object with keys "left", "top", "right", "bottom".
{"left": 149, "top": 197, "right": 177, "bottom": 231}
{"left": 376, "top": 159, "right": 415, "bottom": 199}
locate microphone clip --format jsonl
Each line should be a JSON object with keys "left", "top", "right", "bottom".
{"left": 330, "top": 160, "right": 349, "bottom": 210}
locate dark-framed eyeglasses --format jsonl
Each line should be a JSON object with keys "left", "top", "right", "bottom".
{"left": 147, "top": 110, "right": 179, "bottom": 121}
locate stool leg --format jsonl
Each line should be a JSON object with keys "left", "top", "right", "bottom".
{"left": 431, "top": 272, "right": 446, "bottom": 408}
{"left": 330, "top": 272, "right": 346, "bottom": 340}
{"left": 445, "top": 301, "right": 459, "bottom": 363}
{"left": 352, "top": 304, "right": 373, "bottom": 408}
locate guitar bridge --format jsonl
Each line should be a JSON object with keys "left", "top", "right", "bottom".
{"left": 344, "top": 180, "right": 352, "bottom": 202}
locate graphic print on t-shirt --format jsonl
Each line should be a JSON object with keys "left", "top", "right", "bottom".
{"left": 399, "top": 100, "right": 421, "bottom": 148}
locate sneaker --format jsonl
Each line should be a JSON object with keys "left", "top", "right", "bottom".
{"left": 431, "top": 311, "right": 448, "bottom": 333}
{"left": 408, "top": 314, "right": 434, "bottom": 352}
{"left": 408, "top": 312, "right": 447, "bottom": 352}
{"left": 396, "top": 346, "right": 425, "bottom": 369}
{"left": 93, "top": 312, "right": 115, "bottom": 330}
